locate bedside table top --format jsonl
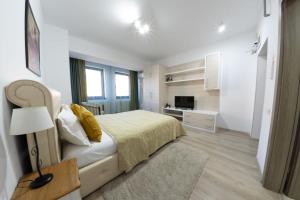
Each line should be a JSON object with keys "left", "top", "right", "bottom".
{"left": 12, "top": 159, "right": 80, "bottom": 200}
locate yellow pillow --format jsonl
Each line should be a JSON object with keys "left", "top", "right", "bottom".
{"left": 71, "top": 104, "right": 102, "bottom": 142}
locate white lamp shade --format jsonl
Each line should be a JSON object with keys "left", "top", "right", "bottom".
{"left": 10, "top": 107, "right": 54, "bottom": 136}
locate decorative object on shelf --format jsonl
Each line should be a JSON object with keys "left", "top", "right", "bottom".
{"left": 25, "top": 0, "right": 41, "bottom": 76}
{"left": 264, "top": 0, "right": 271, "bottom": 17}
{"left": 166, "top": 75, "right": 173, "bottom": 82}
{"left": 10, "top": 107, "right": 54, "bottom": 189}
{"left": 164, "top": 103, "right": 171, "bottom": 108}
{"left": 250, "top": 34, "right": 261, "bottom": 54}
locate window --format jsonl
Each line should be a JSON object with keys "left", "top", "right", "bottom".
{"left": 115, "top": 72, "right": 130, "bottom": 99}
{"left": 85, "top": 67, "right": 105, "bottom": 100}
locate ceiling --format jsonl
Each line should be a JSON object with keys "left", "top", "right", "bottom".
{"left": 41, "top": 0, "right": 261, "bottom": 61}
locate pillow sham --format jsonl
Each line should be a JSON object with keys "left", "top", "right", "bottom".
{"left": 57, "top": 104, "right": 91, "bottom": 146}
{"left": 71, "top": 104, "right": 102, "bottom": 142}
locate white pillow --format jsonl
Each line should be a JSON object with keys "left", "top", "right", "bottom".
{"left": 57, "top": 105, "right": 91, "bottom": 146}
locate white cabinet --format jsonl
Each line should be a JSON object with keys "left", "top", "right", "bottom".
{"left": 162, "top": 107, "right": 218, "bottom": 133}
{"left": 205, "top": 53, "right": 221, "bottom": 90}
{"left": 142, "top": 65, "right": 167, "bottom": 113}
{"left": 183, "top": 110, "right": 217, "bottom": 133}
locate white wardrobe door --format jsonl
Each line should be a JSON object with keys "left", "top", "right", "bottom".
{"left": 205, "top": 53, "right": 220, "bottom": 90}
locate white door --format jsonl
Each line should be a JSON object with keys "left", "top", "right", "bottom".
{"left": 251, "top": 40, "right": 268, "bottom": 139}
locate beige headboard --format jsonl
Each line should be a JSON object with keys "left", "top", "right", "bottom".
{"left": 5, "top": 80, "right": 62, "bottom": 171}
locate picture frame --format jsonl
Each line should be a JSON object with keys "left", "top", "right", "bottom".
{"left": 25, "top": 0, "right": 41, "bottom": 76}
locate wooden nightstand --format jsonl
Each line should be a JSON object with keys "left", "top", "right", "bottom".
{"left": 12, "top": 159, "right": 81, "bottom": 200}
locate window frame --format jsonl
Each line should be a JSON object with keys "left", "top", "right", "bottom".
{"left": 115, "top": 71, "right": 130, "bottom": 99}
{"left": 85, "top": 66, "right": 105, "bottom": 100}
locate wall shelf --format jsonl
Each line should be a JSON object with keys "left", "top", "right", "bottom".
{"left": 163, "top": 112, "right": 183, "bottom": 118}
{"left": 165, "top": 67, "right": 205, "bottom": 76}
{"left": 165, "top": 78, "right": 204, "bottom": 84}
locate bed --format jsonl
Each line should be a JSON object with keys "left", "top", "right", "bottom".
{"left": 5, "top": 80, "right": 185, "bottom": 197}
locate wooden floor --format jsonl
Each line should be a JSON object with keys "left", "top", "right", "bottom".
{"left": 85, "top": 128, "right": 281, "bottom": 200}
{"left": 182, "top": 128, "right": 280, "bottom": 200}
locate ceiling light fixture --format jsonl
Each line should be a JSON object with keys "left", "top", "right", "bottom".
{"left": 218, "top": 23, "right": 226, "bottom": 33}
{"left": 140, "top": 24, "right": 150, "bottom": 34}
{"left": 116, "top": 2, "right": 140, "bottom": 24}
{"left": 134, "top": 20, "right": 142, "bottom": 29}
{"left": 134, "top": 20, "right": 150, "bottom": 35}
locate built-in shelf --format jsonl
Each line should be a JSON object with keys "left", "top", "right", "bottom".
{"left": 163, "top": 107, "right": 218, "bottom": 115}
{"left": 165, "top": 78, "right": 204, "bottom": 84}
{"left": 165, "top": 67, "right": 205, "bottom": 76}
{"left": 163, "top": 113, "right": 183, "bottom": 118}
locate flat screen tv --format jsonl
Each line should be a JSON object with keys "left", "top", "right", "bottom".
{"left": 175, "top": 96, "right": 194, "bottom": 109}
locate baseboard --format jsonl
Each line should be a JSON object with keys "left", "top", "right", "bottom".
{"left": 282, "top": 194, "right": 295, "bottom": 200}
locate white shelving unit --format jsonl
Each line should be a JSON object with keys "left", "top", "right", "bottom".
{"left": 162, "top": 107, "right": 184, "bottom": 120}
{"left": 164, "top": 77, "right": 204, "bottom": 84}
{"left": 163, "top": 112, "right": 183, "bottom": 118}
{"left": 164, "top": 53, "right": 221, "bottom": 91}
{"left": 162, "top": 107, "right": 218, "bottom": 133}
{"left": 164, "top": 67, "right": 205, "bottom": 76}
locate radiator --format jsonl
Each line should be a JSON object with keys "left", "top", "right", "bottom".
{"left": 81, "top": 102, "right": 105, "bottom": 115}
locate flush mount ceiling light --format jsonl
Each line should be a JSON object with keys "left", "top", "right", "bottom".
{"left": 134, "top": 20, "right": 150, "bottom": 35}
{"left": 115, "top": 1, "right": 140, "bottom": 24}
{"left": 218, "top": 23, "right": 226, "bottom": 33}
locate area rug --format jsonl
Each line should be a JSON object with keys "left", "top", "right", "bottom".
{"left": 100, "top": 142, "right": 209, "bottom": 200}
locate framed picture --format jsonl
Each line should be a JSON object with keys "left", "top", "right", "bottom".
{"left": 264, "top": 0, "right": 271, "bottom": 17}
{"left": 25, "top": 0, "right": 40, "bottom": 76}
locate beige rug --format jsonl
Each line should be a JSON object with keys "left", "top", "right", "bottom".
{"left": 100, "top": 142, "right": 209, "bottom": 200}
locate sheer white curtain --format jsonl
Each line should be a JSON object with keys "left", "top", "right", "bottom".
{"left": 85, "top": 62, "right": 130, "bottom": 114}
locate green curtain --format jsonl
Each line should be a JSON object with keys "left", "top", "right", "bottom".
{"left": 69, "top": 58, "right": 87, "bottom": 104}
{"left": 129, "top": 70, "right": 139, "bottom": 110}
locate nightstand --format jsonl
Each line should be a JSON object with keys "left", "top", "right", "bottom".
{"left": 12, "top": 159, "right": 81, "bottom": 200}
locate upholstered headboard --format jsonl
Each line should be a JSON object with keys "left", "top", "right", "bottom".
{"left": 6, "top": 80, "right": 62, "bottom": 171}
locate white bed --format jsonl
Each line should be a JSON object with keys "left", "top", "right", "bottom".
{"left": 63, "top": 131, "right": 117, "bottom": 168}
{"left": 5, "top": 80, "right": 184, "bottom": 197}
{"left": 5, "top": 80, "right": 123, "bottom": 197}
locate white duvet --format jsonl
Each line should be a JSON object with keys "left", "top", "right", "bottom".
{"left": 63, "top": 131, "right": 117, "bottom": 168}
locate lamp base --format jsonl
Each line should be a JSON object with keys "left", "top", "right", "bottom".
{"left": 30, "top": 173, "right": 53, "bottom": 189}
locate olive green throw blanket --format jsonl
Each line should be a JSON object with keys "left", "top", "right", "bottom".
{"left": 96, "top": 110, "right": 185, "bottom": 171}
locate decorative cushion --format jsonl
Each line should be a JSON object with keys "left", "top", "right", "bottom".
{"left": 71, "top": 104, "right": 102, "bottom": 142}
{"left": 57, "top": 104, "right": 91, "bottom": 146}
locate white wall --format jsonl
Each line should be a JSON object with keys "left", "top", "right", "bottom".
{"left": 256, "top": 0, "right": 282, "bottom": 174}
{"left": 43, "top": 24, "right": 72, "bottom": 103}
{"left": 69, "top": 36, "right": 150, "bottom": 71}
{"left": 156, "top": 31, "right": 257, "bottom": 133}
{"left": 0, "top": 0, "right": 45, "bottom": 198}
{"left": 42, "top": 25, "right": 150, "bottom": 104}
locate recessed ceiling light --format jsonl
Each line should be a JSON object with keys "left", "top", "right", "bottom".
{"left": 134, "top": 20, "right": 142, "bottom": 29}
{"left": 134, "top": 20, "right": 150, "bottom": 35}
{"left": 141, "top": 24, "right": 150, "bottom": 34}
{"left": 218, "top": 23, "right": 226, "bottom": 33}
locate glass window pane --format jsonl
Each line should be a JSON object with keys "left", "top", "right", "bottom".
{"left": 86, "top": 68, "right": 103, "bottom": 97}
{"left": 115, "top": 73, "right": 129, "bottom": 97}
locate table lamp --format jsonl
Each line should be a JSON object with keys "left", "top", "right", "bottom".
{"left": 10, "top": 106, "right": 54, "bottom": 189}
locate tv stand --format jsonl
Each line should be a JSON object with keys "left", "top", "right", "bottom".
{"left": 162, "top": 107, "right": 218, "bottom": 133}
{"left": 175, "top": 107, "right": 193, "bottom": 110}
{"left": 162, "top": 107, "right": 184, "bottom": 119}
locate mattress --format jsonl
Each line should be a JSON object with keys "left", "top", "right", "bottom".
{"left": 63, "top": 131, "right": 117, "bottom": 168}
{"left": 97, "top": 110, "right": 185, "bottom": 171}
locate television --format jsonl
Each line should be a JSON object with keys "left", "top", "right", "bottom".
{"left": 175, "top": 96, "right": 194, "bottom": 109}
